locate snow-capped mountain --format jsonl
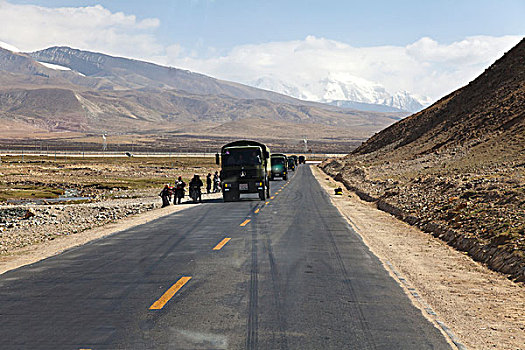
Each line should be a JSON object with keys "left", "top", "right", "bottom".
{"left": 0, "top": 40, "right": 20, "bottom": 52}
{"left": 251, "top": 73, "right": 430, "bottom": 113}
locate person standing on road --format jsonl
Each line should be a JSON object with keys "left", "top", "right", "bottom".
{"left": 206, "top": 173, "right": 212, "bottom": 194}
{"left": 213, "top": 171, "right": 220, "bottom": 192}
{"left": 174, "top": 176, "right": 186, "bottom": 205}
{"left": 159, "top": 184, "right": 171, "bottom": 208}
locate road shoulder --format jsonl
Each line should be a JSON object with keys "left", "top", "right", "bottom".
{"left": 312, "top": 165, "right": 524, "bottom": 350}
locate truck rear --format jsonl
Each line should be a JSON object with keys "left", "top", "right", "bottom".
{"left": 270, "top": 153, "right": 288, "bottom": 180}
{"left": 216, "top": 140, "right": 271, "bottom": 201}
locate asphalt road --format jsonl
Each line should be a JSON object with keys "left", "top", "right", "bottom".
{"left": 0, "top": 165, "right": 452, "bottom": 349}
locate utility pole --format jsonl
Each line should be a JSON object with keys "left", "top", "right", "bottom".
{"left": 102, "top": 133, "right": 107, "bottom": 157}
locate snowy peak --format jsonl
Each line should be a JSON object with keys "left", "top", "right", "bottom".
{"left": 251, "top": 74, "right": 429, "bottom": 113}
{"left": 319, "top": 73, "right": 390, "bottom": 103}
{"left": 380, "top": 91, "right": 425, "bottom": 112}
{"left": 37, "top": 61, "right": 72, "bottom": 71}
{"left": 0, "top": 41, "right": 20, "bottom": 53}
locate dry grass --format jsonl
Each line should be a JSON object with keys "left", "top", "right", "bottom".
{"left": 0, "top": 155, "right": 219, "bottom": 202}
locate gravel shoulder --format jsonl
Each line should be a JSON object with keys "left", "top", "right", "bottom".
{"left": 0, "top": 192, "right": 221, "bottom": 275}
{"left": 312, "top": 166, "right": 524, "bottom": 350}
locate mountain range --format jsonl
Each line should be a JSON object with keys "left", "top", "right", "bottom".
{"left": 0, "top": 44, "right": 405, "bottom": 152}
{"left": 251, "top": 74, "right": 430, "bottom": 113}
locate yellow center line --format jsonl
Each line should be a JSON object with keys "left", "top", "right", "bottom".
{"left": 240, "top": 219, "right": 251, "bottom": 226}
{"left": 150, "top": 276, "right": 192, "bottom": 310}
{"left": 270, "top": 196, "right": 275, "bottom": 199}
{"left": 254, "top": 208, "right": 260, "bottom": 214}
{"left": 265, "top": 201, "right": 270, "bottom": 205}
{"left": 275, "top": 192, "right": 279, "bottom": 195}
{"left": 213, "top": 237, "right": 231, "bottom": 250}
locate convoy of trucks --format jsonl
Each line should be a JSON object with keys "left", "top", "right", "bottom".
{"left": 216, "top": 140, "right": 306, "bottom": 202}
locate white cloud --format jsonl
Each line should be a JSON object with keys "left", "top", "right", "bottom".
{"left": 161, "top": 35, "right": 523, "bottom": 101}
{"left": 0, "top": 1, "right": 521, "bottom": 102}
{"left": 0, "top": 1, "right": 163, "bottom": 57}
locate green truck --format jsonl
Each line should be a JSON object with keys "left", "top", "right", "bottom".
{"left": 270, "top": 153, "right": 288, "bottom": 180}
{"left": 216, "top": 140, "right": 271, "bottom": 201}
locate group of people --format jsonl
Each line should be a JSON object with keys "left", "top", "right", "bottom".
{"left": 159, "top": 176, "right": 187, "bottom": 207}
{"left": 159, "top": 171, "right": 221, "bottom": 207}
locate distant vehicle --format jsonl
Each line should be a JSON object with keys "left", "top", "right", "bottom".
{"left": 270, "top": 153, "right": 288, "bottom": 180}
{"left": 298, "top": 155, "right": 306, "bottom": 164}
{"left": 216, "top": 140, "right": 271, "bottom": 201}
{"left": 289, "top": 155, "right": 298, "bottom": 165}
{"left": 287, "top": 158, "right": 296, "bottom": 171}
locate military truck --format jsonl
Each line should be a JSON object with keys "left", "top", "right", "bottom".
{"left": 298, "top": 155, "right": 306, "bottom": 164}
{"left": 289, "top": 155, "right": 298, "bottom": 166}
{"left": 270, "top": 153, "right": 288, "bottom": 180}
{"left": 216, "top": 140, "right": 271, "bottom": 201}
{"left": 287, "top": 157, "right": 296, "bottom": 171}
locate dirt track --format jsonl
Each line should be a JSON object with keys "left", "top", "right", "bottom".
{"left": 312, "top": 166, "right": 524, "bottom": 350}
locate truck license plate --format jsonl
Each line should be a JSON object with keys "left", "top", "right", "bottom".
{"left": 239, "top": 183, "right": 248, "bottom": 191}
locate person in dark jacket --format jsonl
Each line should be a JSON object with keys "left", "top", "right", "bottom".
{"left": 189, "top": 174, "right": 203, "bottom": 203}
{"left": 159, "top": 184, "right": 171, "bottom": 207}
{"left": 206, "top": 173, "right": 212, "bottom": 194}
{"left": 174, "top": 176, "right": 186, "bottom": 205}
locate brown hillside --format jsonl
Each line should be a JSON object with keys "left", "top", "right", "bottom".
{"left": 354, "top": 38, "right": 524, "bottom": 158}
{"left": 322, "top": 39, "right": 525, "bottom": 282}
{"left": 0, "top": 46, "right": 404, "bottom": 152}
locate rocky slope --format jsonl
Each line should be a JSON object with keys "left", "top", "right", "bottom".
{"left": 0, "top": 199, "right": 157, "bottom": 254}
{"left": 322, "top": 39, "right": 525, "bottom": 281}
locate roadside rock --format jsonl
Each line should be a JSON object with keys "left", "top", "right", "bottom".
{"left": 321, "top": 161, "right": 525, "bottom": 283}
{"left": 0, "top": 195, "right": 162, "bottom": 254}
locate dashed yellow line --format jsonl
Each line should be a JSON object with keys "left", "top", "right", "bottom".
{"left": 254, "top": 208, "right": 260, "bottom": 214}
{"left": 213, "top": 237, "right": 231, "bottom": 250}
{"left": 240, "top": 219, "right": 251, "bottom": 226}
{"left": 150, "top": 276, "right": 192, "bottom": 310}
{"left": 270, "top": 196, "right": 275, "bottom": 199}
{"left": 265, "top": 201, "right": 270, "bottom": 205}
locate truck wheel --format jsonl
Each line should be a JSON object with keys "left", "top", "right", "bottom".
{"left": 259, "top": 186, "right": 266, "bottom": 200}
{"left": 283, "top": 175, "right": 287, "bottom": 180}
{"left": 224, "top": 191, "right": 236, "bottom": 202}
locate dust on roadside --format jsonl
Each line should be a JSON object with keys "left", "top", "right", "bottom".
{"left": 312, "top": 166, "right": 524, "bottom": 350}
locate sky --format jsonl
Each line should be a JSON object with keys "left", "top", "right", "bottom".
{"left": 1, "top": 0, "right": 524, "bottom": 101}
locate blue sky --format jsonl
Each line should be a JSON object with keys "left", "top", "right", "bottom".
{"left": 1, "top": 1, "right": 524, "bottom": 101}
{"left": 6, "top": 0, "right": 525, "bottom": 54}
